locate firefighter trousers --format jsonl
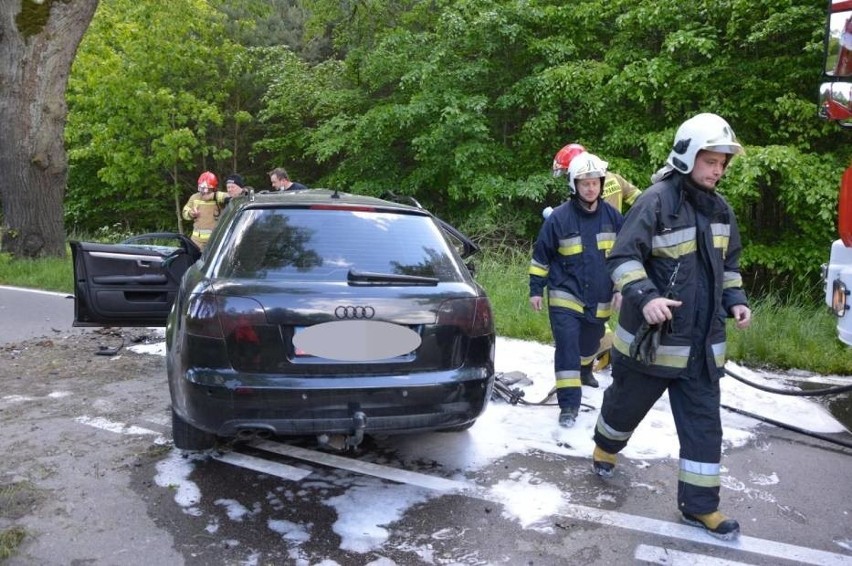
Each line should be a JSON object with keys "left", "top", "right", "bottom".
{"left": 549, "top": 308, "right": 605, "bottom": 410}
{"left": 593, "top": 354, "right": 723, "bottom": 515}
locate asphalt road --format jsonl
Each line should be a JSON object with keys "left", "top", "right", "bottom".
{"left": 1, "top": 287, "right": 851, "bottom": 566}
{"left": 0, "top": 285, "right": 83, "bottom": 343}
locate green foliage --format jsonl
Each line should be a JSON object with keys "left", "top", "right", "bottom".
{"left": 62, "top": 0, "right": 852, "bottom": 297}
{"left": 727, "top": 293, "right": 852, "bottom": 375}
{"left": 722, "top": 145, "right": 844, "bottom": 296}
{"left": 66, "top": 0, "right": 248, "bottom": 233}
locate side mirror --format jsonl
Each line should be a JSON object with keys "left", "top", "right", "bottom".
{"left": 820, "top": 1, "right": 852, "bottom": 127}
{"left": 819, "top": 82, "right": 852, "bottom": 126}
{"left": 824, "top": 2, "right": 852, "bottom": 78}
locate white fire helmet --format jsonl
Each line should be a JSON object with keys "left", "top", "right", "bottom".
{"left": 666, "top": 113, "right": 744, "bottom": 174}
{"left": 567, "top": 152, "right": 608, "bottom": 196}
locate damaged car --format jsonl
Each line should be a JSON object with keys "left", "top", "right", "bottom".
{"left": 72, "top": 189, "right": 495, "bottom": 450}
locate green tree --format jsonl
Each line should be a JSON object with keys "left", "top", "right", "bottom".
{"left": 66, "top": 0, "right": 241, "bottom": 233}
{"left": 274, "top": 0, "right": 850, "bottom": 294}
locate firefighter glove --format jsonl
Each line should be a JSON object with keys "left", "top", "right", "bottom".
{"left": 630, "top": 321, "right": 663, "bottom": 365}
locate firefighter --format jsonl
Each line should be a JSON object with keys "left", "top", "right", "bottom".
{"left": 529, "top": 152, "right": 624, "bottom": 427}
{"left": 592, "top": 113, "right": 752, "bottom": 540}
{"left": 548, "top": 143, "right": 642, "bottom": 215}
{"left": 546, "top": 144, "right": 643, "bottom": 382}
{"left": 182, "top": 171, "right": 227, "bottom": 250}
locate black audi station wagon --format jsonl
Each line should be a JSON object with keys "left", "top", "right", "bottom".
{"left": 72, "top": 189, "right": 496, "bottom": 450}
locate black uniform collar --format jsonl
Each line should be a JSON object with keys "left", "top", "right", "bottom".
{"left": 680, "top": 174, "right": 723, "bottom": 217}
{"left": 571, "top": 195, "right": 600, "bottom": 215}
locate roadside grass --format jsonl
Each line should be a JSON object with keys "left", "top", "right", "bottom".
{"left": 0, "top": 251, "right": 73, "bottom": 294}
{"left": 0, "top": 244, "right": 850, "bottom": 375}
{"left": 0, "top": 480, "right": 39, "bottom": 560}
{"left": 0, "top": 526, "right": 26, "bottom": 560}
{"left": 727, "top": 294, "right": 852, "bottom": 375}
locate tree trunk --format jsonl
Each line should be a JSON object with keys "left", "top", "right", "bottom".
{"left": 0, "top": 0, "right": 99, "bottom": 258}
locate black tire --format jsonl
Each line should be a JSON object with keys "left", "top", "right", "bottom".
{"left": 171, "top": 407, "right": 216, "bottom": 450}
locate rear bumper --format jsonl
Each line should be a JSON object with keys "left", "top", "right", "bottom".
{"left": 171, "top": 366, "right": 495, "bottom": 437}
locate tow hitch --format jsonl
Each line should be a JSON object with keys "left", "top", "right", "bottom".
{"left": 317, "top": 411, "right": 367, "bottom": 450}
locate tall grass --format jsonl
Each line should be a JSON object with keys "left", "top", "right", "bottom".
{"left": 1, "top": 244, "right": 850, "bottom": 374}
{"left": 0, "top": 251, "right": 73, "bottom": 294}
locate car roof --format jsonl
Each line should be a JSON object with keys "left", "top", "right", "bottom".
{"left": 237, "top": 188, "right": 428, "bottom": 215}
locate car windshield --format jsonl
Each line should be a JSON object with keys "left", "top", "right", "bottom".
{"left": 215, "top": 208, "right": 465, "bottom": 282}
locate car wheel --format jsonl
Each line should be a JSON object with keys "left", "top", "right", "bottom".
{"left": 437, "top": 420, "right": 476, "bottom": 432}
{"left": 171, "top": 407, "right": 216, "bottom": 450}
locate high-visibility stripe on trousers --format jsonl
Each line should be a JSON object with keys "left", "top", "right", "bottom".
{"left": 549, "top": 308, "right": 606, "bottom": 410}
{"left": 593, "top": 352, "right": 723, "bottom": 515}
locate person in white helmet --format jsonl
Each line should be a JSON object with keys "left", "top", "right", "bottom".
{"left": 546, "top": 143, "right": 642, "bottom": 218}
{"left": 545, "top": 143, "right": 643, "bottom": 381}
{"left": 529, "top": 152, "right": 624, "bottom": 428}
{"left": 592, "top": 113, "right": 751, "bottom": 541}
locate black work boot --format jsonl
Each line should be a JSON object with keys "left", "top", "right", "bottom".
{"left": 681, "top": 511, "right": 741, "bottom": 540}
{"left": 580, "top": 364, "right": 599, "bottom": 388}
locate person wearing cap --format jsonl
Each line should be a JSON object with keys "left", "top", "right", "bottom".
{"left": 225, "top": 173, "right": 247, "bottom": 198}
{"left": 269, "top": 167, "right": 308, "bottom": 191}
{"left": 592, "top": 113, "right": 751, "bottom": 541}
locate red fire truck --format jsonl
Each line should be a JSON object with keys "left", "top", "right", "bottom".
{"left": 821, "top": 0, "right": 852, "bottom": 344}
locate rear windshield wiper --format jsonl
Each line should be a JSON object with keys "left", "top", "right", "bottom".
{"left": 347, "top": 270, "right": 439, "bottom": 286}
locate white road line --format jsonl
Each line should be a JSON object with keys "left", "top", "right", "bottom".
{"left": 249, "top": 439, "right": 476, "bottom": 493}
{"left": 143, "top": 413, "right": 171, "bottom": 427}
{"left": 0, "top": 285, "right": 72, "bottom": 298}
{"left": 75, "top": 415, "right": 163, "bottom": 437}
{"left": 253, "top": 439, "right": 852, "bottom": 566}
{"left": 212, "top": 452, "right": 312, "bottom": 482}
{"left": 635, "top": 543, "right": 756, "bottom": 565}
{"left": 561, "top": 503, "right": 851, "bottom": 565}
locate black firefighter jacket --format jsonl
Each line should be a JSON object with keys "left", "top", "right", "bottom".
{"left": 608, "top": 173, "right": 749, "bottom": 379}
{"left": 529, "top": 197, "right": 624, "bottom": 323}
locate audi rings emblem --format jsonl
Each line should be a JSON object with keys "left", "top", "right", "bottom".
{"left": 335, "top": 305, "right": 375, "bottom": 319}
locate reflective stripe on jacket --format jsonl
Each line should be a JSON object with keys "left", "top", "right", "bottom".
{"left": 182, "top": 192, "right": 227, "bottom": 232}
{"left": 607, "top": 173, "right": 748, "bottom": 379}
{"left": 530, "top": 197, "right": 624, "bottom": 322}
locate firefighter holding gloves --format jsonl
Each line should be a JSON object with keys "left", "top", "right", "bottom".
{"left": 592, "top": 113, "right": 752, "bottom": 541}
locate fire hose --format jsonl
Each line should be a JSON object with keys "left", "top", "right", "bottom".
{"left": 491, "top": 365, "right": 852, "bottom": 450}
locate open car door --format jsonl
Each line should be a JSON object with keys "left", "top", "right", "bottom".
{"left": 71, "top": 233, "right": 201, "bottom": 327}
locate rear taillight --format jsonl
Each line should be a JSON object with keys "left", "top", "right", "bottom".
{"left": 436, "top": 297, "right": 494, "bottom": 337}
{"left": 185, "top": 294, "right": 222, "bottom": 338}
{"left": 186, "top": 295, "right": 267, "bottom": 340}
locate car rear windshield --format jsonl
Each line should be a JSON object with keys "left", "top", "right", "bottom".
{"left": 215, "top": 208, "right": 466, "bottom": 282}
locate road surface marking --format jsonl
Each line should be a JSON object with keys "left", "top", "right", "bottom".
{"left": 635, "top": 543, "right": 756, "bottom": 565}
{"left": 76, "top": 415, "right": 165, "bottom": 440}
{"left": 253, "top": 439, "right": 852, "bottom": 566}
{"left": 213, "top": 451, "right": 312, "bottom": 482}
